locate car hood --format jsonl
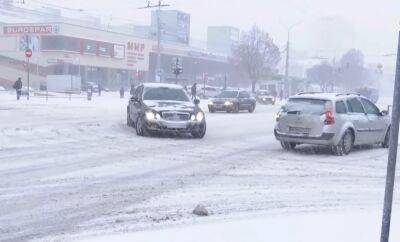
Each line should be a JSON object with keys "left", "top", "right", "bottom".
{"left": 257, "top": 95, "right": 274, "bottom": 99}
{"left": 143, "top": 100, "right": 196, "bottom": 112}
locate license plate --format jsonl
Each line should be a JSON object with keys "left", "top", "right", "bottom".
{"left": 289, "top": 126, "right": 310, "bottom": 134}
{"left": 166, "top": 122, "right": 187, "bottom": 129}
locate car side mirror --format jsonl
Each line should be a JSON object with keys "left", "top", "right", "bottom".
{"left": 130, "top": 96, "right": 139, "bottom": 102}
{"left": 380, "top": 110, "right": 389, "bottom": 116}
{"left": 194, "top": 99, "right": 200, "bottom": 105}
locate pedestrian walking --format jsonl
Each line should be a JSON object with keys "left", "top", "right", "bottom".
{"left": 191, "top": 83, "right": 197, "bottom": 100}
{"left": 98, "top": 84, "right": 102, "bottom": 96}
{"left": 279, "top": 89, "right": 283, "bottom": 101}
{"left": 130, "top": 84, "right": 135, "bottom": 96}
{"left": 12, "top": 77, "right": 22, "bottom": 100}
{"left": 120, "top": 87, "right": 125, "bottom": 99}
{"left": 87, "top": 85, "right": 93, "bottom": 101}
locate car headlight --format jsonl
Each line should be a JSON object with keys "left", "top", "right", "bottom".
{"left": 190, "top": 114, "right": 196, "bottom": 121}
{"left": 196, "top": 112, "right": 204, "bottom": 121}
{"left": 145, "top": 111, "right": 156, "bottom": 120}
{"left": 155, "top": 113, "right": 161, "bottom": 120}
{"left": 208, "top": 101, "right": 214, "bottom": 105}
{"left": 224, "top": 101, "right": 233, "bottom": 106}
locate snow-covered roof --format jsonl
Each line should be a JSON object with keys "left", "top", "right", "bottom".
{"left": 142, "top": 83, "right": 184, "bottom": 89}
{"left": 291, "top": 92, "right": 360, "bottom": 101}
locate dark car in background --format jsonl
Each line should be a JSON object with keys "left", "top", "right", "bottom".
{"left": 255, "top": 90, "right": 276, "bottom": 105}
{"left": 127, "top": 83, "right": 206, "bottom": 138}
{"left": 208, "top": 90, "right": 256, "bottom": 113}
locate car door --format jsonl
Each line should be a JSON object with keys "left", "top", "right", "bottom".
{"left": 345, "top": 97, "right": 370, "bottom": 145}
{"left": 360, "top": 97, "right": 387, "bottom": 143}
{"left": 238, "top": 91, "right": 250, "bottom": 110}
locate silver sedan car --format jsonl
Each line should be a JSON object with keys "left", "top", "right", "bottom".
{"left": 274, "top": 93, "right": 391, "bottom": 155}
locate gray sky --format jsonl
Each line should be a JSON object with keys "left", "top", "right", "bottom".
{"left": 29, "top": 0, "right": 400, "bottom": 63}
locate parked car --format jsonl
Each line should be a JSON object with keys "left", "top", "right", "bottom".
{"left": 274, "top": 92, "right": 391, "bottom": 155}
{"left": 127, "top": 83, "right": 206, "bottom": 138}
{"left": 208, "top": 90, "right": 256, "bottom": 113}
{"left": 0, "top": 86, "right": 6, "bottom": 91}
{"left": 197, "top": 85, "right": 221, "bottom": 99}
{"left": 256, "top": 90, "right": 276, "bottom": 105}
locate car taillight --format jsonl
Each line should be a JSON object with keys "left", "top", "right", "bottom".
{"left": 324, "top": 111, "right": 334, "bottom": 125}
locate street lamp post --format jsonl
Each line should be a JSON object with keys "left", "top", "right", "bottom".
{"left": 283, "top": 21, "right": 302, "bottom": 98}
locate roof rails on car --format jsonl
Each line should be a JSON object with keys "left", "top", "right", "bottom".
{"left": 296, "top": 91, "right": 322, "bottom": 95}
{"left": 335, "top": 92, "right": 361, "bottom": 96}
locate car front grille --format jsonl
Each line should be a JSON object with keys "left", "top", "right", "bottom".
{"left": 162, "top": 112, "right": 190, "bottom": 121}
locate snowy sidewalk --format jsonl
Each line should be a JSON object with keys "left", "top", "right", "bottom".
{"left": 80, "top": 209, "right": 400, "bottom": 242}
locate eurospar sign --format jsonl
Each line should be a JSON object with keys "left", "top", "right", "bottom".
{"left": 3, "top": 25, "right": 59, "bottom": 35}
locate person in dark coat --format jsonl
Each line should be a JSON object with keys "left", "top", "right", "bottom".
{"left": 13, "top": 77, "right": 22, "bottom": 100}
{"left": 191, "top": 83, "right": 197, "bottom": 99}
{"left": 130, "top": 84, "right": 135, "bottom": 96}
{"left": 87, "top": 85, "right": 93, "bottom": 101}
{"left": 120, "top": 87, "right": 125, "bottom": 99}
{"left": 279, "top": 89, "right": 284, "bottom": 101}
{"left": 98, "top": 84, "right": 102, "bottom": 96}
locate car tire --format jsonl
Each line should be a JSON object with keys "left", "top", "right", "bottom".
{"left": 382, "top": 127, "right": 390, "bottom": 148}
{"left": 127, "top": 108, "right": 133, "bottom": 127}
{"left": 332, "top": 129, "right": 354, "bottom": 156}
{"left": 191, "top": 123, "right": 206, "bottom": 139}
{"left": 136, "top": 116, "right": 149, "bottom": 137}
{"left": 248, "top": 104, "right": 255, "bottom": 113}
{"left": 280, "top": 141, "right": 296, "bottom": 151}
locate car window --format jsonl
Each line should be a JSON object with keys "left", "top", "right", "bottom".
{"left": 346, "top": 98, "right": 365, "bottom": 113}
{"left": 143, "top": 87, "right": 190, "bottom": 102}
{"left": 335, "top": 101, "right": 347, "bottom": 114}
{"left": 285, "top": 98, "right": 329, "bottom": 115}
{"left": 218, "top": 91, "right": 238, "bottom": 98}
{"left": 239, "top": 92, "right": 250, "bottom": 98}
{"left": 360, "top": 98, "right": 380, "bottom": 115}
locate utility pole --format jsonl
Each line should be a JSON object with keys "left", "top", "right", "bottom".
{"left": 282, "top": 21, "right": 302, "bottom": 98}
{"left": 138, "top": 0, "right": 170, "bottom": 82}
{"left": 380, "top": 30, "right": 400, "bottom": 242}
{"left": 284, "top": 32, "right": 289, "bottom": 98}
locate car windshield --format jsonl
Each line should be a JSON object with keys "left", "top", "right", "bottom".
{"left": 143, "top": 87, "right": 190, "bottom": 102}
{"left": 218, "top": 91, "right": 238, "bottom": 98}
{"left": 257, "top": 91, "right": 269, "bottom": 95}
{"left": 284, "top": 98, "right": 330, "bottom": 115}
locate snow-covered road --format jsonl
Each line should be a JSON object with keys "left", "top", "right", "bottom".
{"left": 0, "top": 92, "right": 397, "bottom": 241}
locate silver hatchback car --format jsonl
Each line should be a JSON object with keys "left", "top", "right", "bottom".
{"left": 274, "top": 92, "right": 391, "bottom": 155}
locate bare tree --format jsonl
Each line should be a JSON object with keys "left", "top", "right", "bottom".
{"left": 339, "top": 49, "right": 366, "bottom": 89}
{"left": 306, "top": 62, "right": 335, "bottom": 91}
{"left": 232, "top": 25, "right": 281, "bottom": 92}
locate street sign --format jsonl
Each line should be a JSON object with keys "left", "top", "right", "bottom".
{"left": 25, "top": 48, "right": 32, "bottom": 58}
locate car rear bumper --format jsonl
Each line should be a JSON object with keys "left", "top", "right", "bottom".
{"left": 274, "top": 129, "right": 336, "bottom": 145}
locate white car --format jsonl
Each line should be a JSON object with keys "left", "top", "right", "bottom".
{"left": 274, "top": 92, "right": 391, "bottom": 155}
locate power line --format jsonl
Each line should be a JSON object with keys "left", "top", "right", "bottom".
{"left": 137, "top": 0, "right": 171, "bottom": 82}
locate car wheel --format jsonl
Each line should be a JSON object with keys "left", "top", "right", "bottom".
{"left": 136, "top": 116, "right": 149, "bottom": 136}
{"left": 382, "top": 127, "right": 390, "bottom": 148}
{"left": 332, "top": 130, "right": 354, "bottom": 156}
{"left": 280, "top": 141, "right": 296, "bottom": 151}
{"left": 248, "top": 104, "right": 255, "bottom": 113}
{"left": 127, "top": 108, "right": 133, "bottom": 127}
{"left": 191, "top": 123, "right": 206, "bottom": 139}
